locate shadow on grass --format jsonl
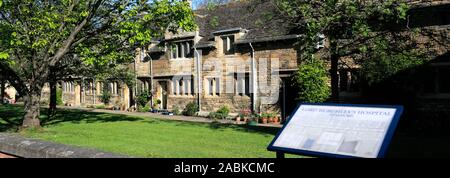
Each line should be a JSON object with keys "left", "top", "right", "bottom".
{"left": 1, "top": 105, "right": 279, "bottom": 136}
{"left": 0, "top": 104, "right": 143, "bottom": 132}
{"left": 42, "top": 109, "right": 143, "bottom": 126}
{"left": 158, "top": 119, "right": 280, "bottom": 135}
{"left": 0, "top": 104, "right": 24, "bottom": 132}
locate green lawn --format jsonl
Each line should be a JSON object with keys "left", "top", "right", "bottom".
{"left": 0, "top": 104, "right": 283, "bottom": 158}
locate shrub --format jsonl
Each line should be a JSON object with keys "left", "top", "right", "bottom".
{"left": 138, "top": 104, "right": 151, "bottom": 112}
{"left": 209, "top": 106, "right": 230, "bottom": 120}
{"left": 183, "top": 102, "right": 198, "bottom": 116}
{"left": 137, "top": 90, "right": 151, "bottom": 108}
{"left": 95, "top": 104, "right": 106, "bottom": 109}
{"left": 216, "top": 105, "right": 230, "bottom": 119}
{"left": 172, "top": 105, "right": 181, "bottom": 115}
{"left": 153, "top": 99, "right": 162, "bottom": 109}
{"left": 100, "top": 91, "right": 112, "bottom": 105}
{"left": 208, "top": 112, "right": 219, "bottom": 119}
{"left": 292, "top": 57, "right": 330, "bottom": 103}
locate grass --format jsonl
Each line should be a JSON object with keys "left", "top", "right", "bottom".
{"left": 3, "top": 104, "right": 450, "bottom": 158}
{"left": 0, "top": 104, "right": 286, "bottom": 158}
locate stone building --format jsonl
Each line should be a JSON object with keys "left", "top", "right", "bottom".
{"left": 37, "top": 0, "right": 449, "bottom": 122}
{"left": 45, "top": 0, "right": 303, "bottom": 119}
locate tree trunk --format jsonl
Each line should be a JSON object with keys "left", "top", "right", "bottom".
{"left": 22, "top": 91, "right": 42, "bottom": 129}
{"left": 330, "top": 41, "right": 340, "bottom": 102}
{"left": 48, "top": 80, "right": 57, "bottom": 116}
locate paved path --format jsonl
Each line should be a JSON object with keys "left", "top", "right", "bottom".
{"left": 58, "top": 106, "right": 283, "bottom": 128}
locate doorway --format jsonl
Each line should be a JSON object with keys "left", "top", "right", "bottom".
{"left": 158, "top": 81, "right": 168, "bottom": 110}
{"left": 280, "top": 77, "right": 298, "bottom": 123}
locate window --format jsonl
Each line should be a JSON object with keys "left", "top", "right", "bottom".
{"left": 206, "top": 78, "right": 220, "bottom": 96}
{"left": 172, "top": 79, "right": 178, "bottom": 95}
{"left": 425, "top": 66, "right": 450, "bottom": 94}
{"left": 339, "top": 69, "right": 360, "bottom": 93}
{"left": 222, "top": 35, "right": 235, "bottom": 55}
{"left": 178, "top": 80, "right": 183, "bottom": 95}
{"left": 171, "top": 45, "right": 177, "bottom": 59}
{"left": 137, "top": 80, "right": 149, "bottom": 94}
{"left": 184, "top": 79, "right": 190, "bottom": 95}
{"left": 98, "top": 82, "right": 103, "bottom": 94}
{"left": 109, "top": 82, "right": 119, "bottom": 95}
{"left": 172, "top": 77, "right": 194, "bottom": 96}
{"left": 63, "top": 81, "right": 74, "bottom": 93}
{"left": 170, "top": 41, "right": 193, "bottom": 59}
{"left": 86, "top": 82, "right": 94, "bottom": 95}
{"left": 235, "top": 74, "right": 250, "bottom": 96}
{"left": 208, "top": 79, "right": 214, "bottom": 96}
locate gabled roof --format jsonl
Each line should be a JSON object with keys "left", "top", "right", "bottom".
{"left": 194, "top": 0, "right": 295, "bottom": 42}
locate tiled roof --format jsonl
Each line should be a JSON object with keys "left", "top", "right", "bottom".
{"left": 194, "top": 0, "right": 295, "bottom": 42}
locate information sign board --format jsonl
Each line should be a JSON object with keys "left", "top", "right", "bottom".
{"left": 268, "top": 103, "right": 403, "bottom": 158}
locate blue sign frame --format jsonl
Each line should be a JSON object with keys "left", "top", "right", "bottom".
{"left": 267, "top": 103, "right": 404, "bottom": 158}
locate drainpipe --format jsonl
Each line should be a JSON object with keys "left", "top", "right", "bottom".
{"left": 194, "top": 46, "right": 202, "bottom": 112}
{"left": 134, "top": 50, "right": 138, "bottom": 109}
{"left": 249, "top": 43, "right": 258, "bottom": 113}
{"left": 149, "top": 50, "right": 154, "bottom": 108}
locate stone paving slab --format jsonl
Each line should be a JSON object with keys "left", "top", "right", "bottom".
{"left": 59, "top": 106, "right": 283, "bottom": 128}
{"left": 0, "top": 133, "right": 130, "bottom": 158}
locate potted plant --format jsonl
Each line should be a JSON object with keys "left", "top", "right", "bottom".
{"left": 260, "top": 113, "right": 268, "bottom": 124}
{"left": 267, "top": 113, "right": 274, "bottom": 123}
{"left": 236, "top": 114, "right": 242, "bottom": 123}
{"left": 273, "top": 115, "right": 280, "bottom": 124}
{"left": 152, "top": 99, "right": 162, "bottom": 112}
{"left": 238, "top": 108, "right": 251, "bottom": 124}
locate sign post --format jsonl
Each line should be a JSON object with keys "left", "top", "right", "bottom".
{"left": 268, "top": 103, "right": 403, "bottom": 158}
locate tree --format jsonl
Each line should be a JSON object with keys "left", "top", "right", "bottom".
{"left": 275, "top": 0, "right": 413, "bottom": 101}
{"left": 0, "top": 0, "right": 196, "bottom": 129}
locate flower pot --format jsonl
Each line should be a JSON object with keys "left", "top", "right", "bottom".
{"left": 261, "top": 118, "right": 268, "bottom": 124}
{"left": 236, "top": 117, "right": 241, "bottom": 124}
{"left": 268, "top": 117, "right": 274, "bottom": 123}
{"left": 273, "top": 117, "right": 280, "bottom": 124}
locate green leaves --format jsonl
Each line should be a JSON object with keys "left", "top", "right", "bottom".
{"left": 293, "top": 57, "right": 331, "bottom": 103}
{"left": 0, "top": 51, "right": 9, "bottom": 60}
{"left": 277, "top": 0, "right": 416, "bottom": 101}
{"left": 361, "top": 51, "right": 426, "bottom": 85}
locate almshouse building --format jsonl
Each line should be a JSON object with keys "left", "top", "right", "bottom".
{"left": 34, "top": 0, "right": 449, "bottom": 122}
{"left": 43, "top": 0, "right": 305, "bottom": 119}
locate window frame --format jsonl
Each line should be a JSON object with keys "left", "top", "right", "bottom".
{"left": 235, "top": 73, "right": 250, "bottom": 96}
{"left": 222, "top": 35, "right": 235, "bottom": 55}
{"left": 170, "top": 41, "right": 193, "bottom": 60}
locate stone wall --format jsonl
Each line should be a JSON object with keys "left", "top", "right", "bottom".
{"left": 135, "top": 37, "right": 299, "bottom": 114}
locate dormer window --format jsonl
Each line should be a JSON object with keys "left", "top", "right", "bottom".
{"left": 222, "top": 35, "right": 235, "bottom": 55}
{"left": 170, "top": 41, "right": 193, "bottom": 59}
